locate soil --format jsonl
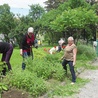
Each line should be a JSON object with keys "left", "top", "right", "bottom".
{"left": 2, "top": 88, "right": 31, "bottom": 98}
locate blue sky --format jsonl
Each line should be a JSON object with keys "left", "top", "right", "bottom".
{"left": 0, "top": 0, "right": 46, "bottom": 16}
{"left": 10, "top": 8, "right": 29, "bottom": 16}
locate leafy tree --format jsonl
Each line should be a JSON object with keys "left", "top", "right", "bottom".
{"left": 38, "top": 0, "right": 98, "bottom": 44}
{"left": 37, "top": 9, "right": 63, "bottom": 44}
{"left": 44, "top": 0, "right": 67, "bottom": 11}
{"left": 50, "top": 7, "right": 98, "bottom": 42}
{"left": 68, "top": 0, "right": 89, "bottom": 8}
{"left": 92, "top": 1, "right": 98, "bottom": 15}
{"left": 8, "top": 4, "right": 45, "bottom": 47}
{"left": 27, "top": 4, "right": 45, "bottom": 38}
{"left": 28, "top": 4, "right": 45, "bottom": 22}
{"left": 38, "top": 0, "right": 90, "bottom": 43}
{"left": 0, "top": 4, "right": 15, "bottom": 42}
{"left": 8, "top": 15, "right": 34, "bottom": 47}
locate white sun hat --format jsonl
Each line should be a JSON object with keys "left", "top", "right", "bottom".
{"left": 28, "top": 27, "right": 34, "bottom": 33}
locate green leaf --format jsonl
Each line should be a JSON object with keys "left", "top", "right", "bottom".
{"left": 2, "top": 85, "right": 8, "bottom": 91}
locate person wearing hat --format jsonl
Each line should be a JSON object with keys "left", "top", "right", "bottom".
{"left": 20, "top": 27, "right": 35, "bottom": 70}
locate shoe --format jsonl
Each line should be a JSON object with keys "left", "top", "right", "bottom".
{"left": 71, "top": 82, "right": 75, "bottom": 85}
{"left": 22, "top": 63, "right": 26, "bottom": 70}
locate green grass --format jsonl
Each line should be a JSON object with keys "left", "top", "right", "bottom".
{"left": 1, "top": 44, "right": 97, "bottom": 97}
{"left": 10, "top": 48, "right": 22, "bottom": 69}
{"left": 47, "top": 78, "right": 89, "bottom": 98}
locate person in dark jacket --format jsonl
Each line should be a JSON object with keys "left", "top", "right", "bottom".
{"left": 20, "top": 27, "right": 35, "bottom": 70}
{"left": 0, "top": 42, "right": 13, "bottom": 75}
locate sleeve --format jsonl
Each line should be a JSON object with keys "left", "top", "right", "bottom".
{"left": 20, "top": 34, "right": 26, "bottom": 49}
{"left": 72, "top": 44, "right": 77, "bottom": 49}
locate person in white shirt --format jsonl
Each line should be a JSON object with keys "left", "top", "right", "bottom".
{"left": 49, "top": 46, "right": 59, "bottom": 54}
{"left": 49, "top": 43, "right": 66, "bottom": 54}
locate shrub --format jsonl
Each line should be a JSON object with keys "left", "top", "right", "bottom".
{"left": 52, "top": 64, "right": 65, "bottom": 81}
{"left": 33, "top": 48, "right": 46, "bottom": 59}
{"left": 26, "top": 54, "right": 65, "bottom": 81}
{"left": 77, "top": 44, "right": 96, "bottom": 60}
{"left": 5, "top": 69, "right": 47, "bottom": 97}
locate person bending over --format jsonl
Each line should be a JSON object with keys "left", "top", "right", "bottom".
{"left": 0, "top": 42, "right": 13, "bottom": 75}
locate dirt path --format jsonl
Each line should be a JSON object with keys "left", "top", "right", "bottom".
{"left": 72, "top": 59, "right": 98, "bottom": 98}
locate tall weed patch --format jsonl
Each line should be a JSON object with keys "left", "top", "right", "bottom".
{"left": 77, "top": 44, "right": 96, "bottom": 60}
{"left": 5, "top": 69, "right": 47, "bottom": 97}
{"left": 26, "top": 54, "right": 65, "bottom": 81}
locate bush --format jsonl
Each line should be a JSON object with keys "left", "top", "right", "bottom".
{"left": 5, "top": 69, "right": 47, "bottom": 97}
{"left": 26, "top": 54, "right": 65, "bottom": 81}
{"left": 33, "top": 48, "right": 46, "bottom": 59}
{"left": 77, "top": 44, "right": 96, "bottom": 60}
{"left": 52, "top": 64, "right": 65, "bottom": 81}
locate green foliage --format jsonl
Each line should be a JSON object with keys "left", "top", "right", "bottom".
{"left": 69, "top": 0, "right": 89, "bottom": 8}
{"left": 44, "top": 0, "right": 67, "bottom": 11}
{"left": 0, "top": 83, "right": 8, "bottom": 92}
{"left": 0, "top": 4, "right": 15, "bottom": 42}
{"left": 33, "top": 48, "right": 46, "bottom": 59}
{"left": 6, "top": 70, "right": 47, "bottom": 97}
{"left": 50, "top": 7, "right": 98, "bottom": 32}
{"left": 0, "top": 61, "right": 8, "bottom": 98}
{"left": 26, "top": 54, "right": 65, "bottom": 81}
{"left": 47, "top": 78, "right": 89, "bottom": 97}
{"left": 77, "top": 44, "right": 96, "bottom": 60}
{"left": 92, "top": 3, "right": 98, "bottom": 15}
{"left": 1, "top": 0, "right": 98, "bottom": 46}
{"left": 37, "top": 0, "right": 98, "bottom": 43}
{"left": 37, "top": 8, "right": 63, "bottom": 43}
{"left": 0, "top": 62, "right": 6, "bottom": 73}
{"left": 29, "top": 4, "right": 45, "bottom": 22}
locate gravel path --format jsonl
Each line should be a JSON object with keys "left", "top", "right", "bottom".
{"left": 73, "top": 59, "right": 98, "bottom": 98}
{"left": 74, "top": 70, "right": 98, "bottom": 98}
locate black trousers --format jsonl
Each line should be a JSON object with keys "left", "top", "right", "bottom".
{"left": 62, "top": 59, "right": 76, "bottom": 82}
